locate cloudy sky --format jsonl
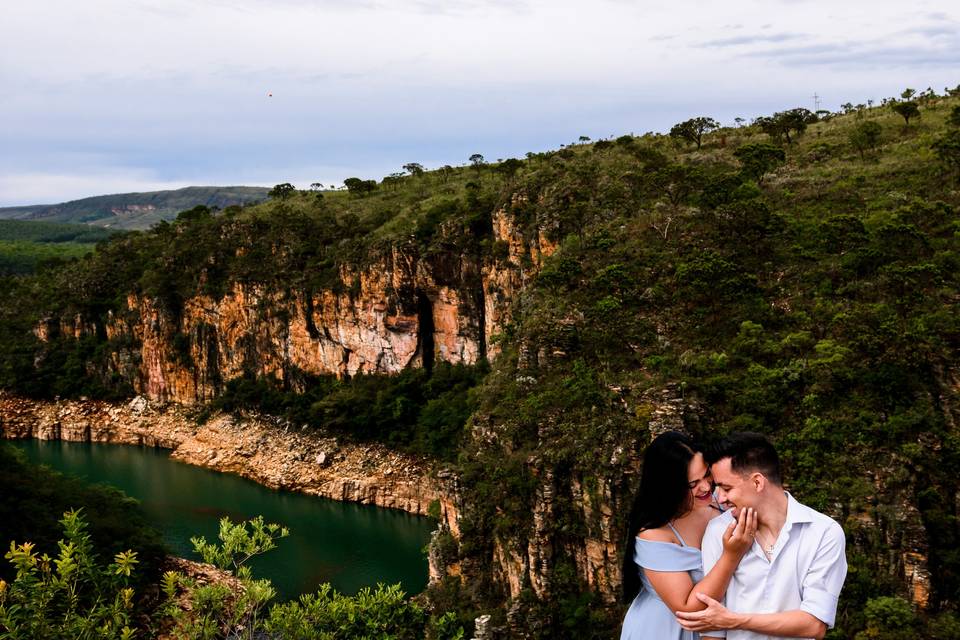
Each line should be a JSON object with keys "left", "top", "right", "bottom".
{"left": 1, "top": 0, "right": 958, "bottom": 206}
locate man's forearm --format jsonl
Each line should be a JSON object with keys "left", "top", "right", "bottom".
{"left": 733, "top": 610, "right": 826, "bottom": 638}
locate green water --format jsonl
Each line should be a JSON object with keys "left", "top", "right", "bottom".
{"left": 9, "top": 439, "right": 434, "bottom": 600}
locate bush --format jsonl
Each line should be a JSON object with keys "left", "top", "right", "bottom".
{"left": 0, "top": 510, "right": 140, "bottom": 640}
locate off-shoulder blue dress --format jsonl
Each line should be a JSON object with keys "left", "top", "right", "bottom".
{"left": 620, "top": 523, "right": 704, "bottom": 640}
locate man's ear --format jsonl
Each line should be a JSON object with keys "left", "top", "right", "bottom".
{"left": 751, "top": 472, "right": 765, "bottom": 493}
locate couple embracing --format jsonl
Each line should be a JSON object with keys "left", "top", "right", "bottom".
{"left": 620, "top": 432, "right": 847, "bottom": 640}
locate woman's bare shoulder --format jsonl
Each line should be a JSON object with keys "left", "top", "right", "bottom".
{"left": 637, "top": 526, "right": 680, "bottom": 545}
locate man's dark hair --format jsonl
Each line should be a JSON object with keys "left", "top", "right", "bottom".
{"left": 705, "top": 432, "right": 782, "bottom": 485}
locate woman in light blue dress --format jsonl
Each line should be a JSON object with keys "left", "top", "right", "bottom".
{"left": 620, "top": 432, "right": 756, "bottom": 640}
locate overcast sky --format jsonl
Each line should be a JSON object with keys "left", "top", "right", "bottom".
{"left": 1, "top": 0, "right": 958, "bottom": 206}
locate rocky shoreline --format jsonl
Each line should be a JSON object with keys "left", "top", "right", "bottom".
{"left": 0, "top": 393, "right": 459, "bottom": 537}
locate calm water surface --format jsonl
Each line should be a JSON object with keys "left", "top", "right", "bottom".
{"left": 10, "top": 439, "right": 433, "bottom": 600}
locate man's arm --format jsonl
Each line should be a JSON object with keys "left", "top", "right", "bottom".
{"left": 677, "top": 595, "right": 827, "bottom": 638}
{"left": 679, "top": 519, "right": 847, "bottom": 639}
{"left": 798, "top": 521, "right": 847, "bottom": 629}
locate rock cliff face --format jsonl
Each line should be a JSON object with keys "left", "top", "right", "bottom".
{"left": 37, "top": 199, "right": 556, "bottom": 406}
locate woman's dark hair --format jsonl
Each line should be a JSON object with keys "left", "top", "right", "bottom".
{"left": 621, "top": 431, "right": 700, "bottom": 604}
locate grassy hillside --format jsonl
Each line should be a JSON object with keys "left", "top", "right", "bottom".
{"left": 0, "top": 185, "right": 269, "bottom": 230}
{"left": 2, "top": 88, "right": 960, "bottom": 638}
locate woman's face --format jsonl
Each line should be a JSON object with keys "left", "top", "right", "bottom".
{"left": 686, "top": 452, "right": 714, "bottom": 511}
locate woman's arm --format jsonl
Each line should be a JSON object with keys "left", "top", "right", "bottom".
{"left": 645, "top": 508, "right": 756, "bottom": 613}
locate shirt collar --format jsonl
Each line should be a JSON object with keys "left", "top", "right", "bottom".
{"left": 784, "top": 491, "right": 815, "bottom": 525}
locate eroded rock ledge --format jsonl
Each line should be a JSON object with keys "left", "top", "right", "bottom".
{"left": 0, "top": 392, "right": 458, "bottom": 535}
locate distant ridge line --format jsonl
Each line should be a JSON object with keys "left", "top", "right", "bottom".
{"left": 0, "top": 185, "right": 271, "bottom": 231}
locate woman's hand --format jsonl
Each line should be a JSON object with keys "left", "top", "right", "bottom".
{"left": 721, "top": 507, "right": 757, "bottom": 557}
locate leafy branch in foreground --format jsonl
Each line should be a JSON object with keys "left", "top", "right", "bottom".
{"left": 0, "top": 509, "right": 138, "bottom": 640}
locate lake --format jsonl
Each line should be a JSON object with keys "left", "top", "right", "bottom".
{"left": 9, "top": 438, "right": 434, "bottom": 600}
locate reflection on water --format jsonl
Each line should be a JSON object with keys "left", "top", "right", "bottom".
{"left": 9, "top": 439, "right": 433, "bottom": 600}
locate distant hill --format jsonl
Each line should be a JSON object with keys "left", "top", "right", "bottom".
{"left": 0, "top": 186, "right": 270, "bottom": 230}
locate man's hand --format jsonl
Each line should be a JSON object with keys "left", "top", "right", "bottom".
{"left": 676, "top": 593, "right": 744, "bottom": 632}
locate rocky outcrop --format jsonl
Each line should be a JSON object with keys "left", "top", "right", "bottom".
{"left": 37, "top": 200, "right": 556, "bottom": 406}
{"left": 0, "top": 393, "right": 457, "bottom": 534}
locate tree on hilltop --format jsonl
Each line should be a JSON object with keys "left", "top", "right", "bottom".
{"left": 268, "top": 183, "right": 296, "bottom": 199}
{"left": 343, "top": 177, "right": 377, "bottom": 196}
{"left": 891, "top": 101, "right": 920, "bottom": 128}
{"left": 403, "top": 162, "right": 425, "bottom": 177}
{"left": 496, "top": 158, "right": 523, "bottom": 179}
{"left": 669, "top": 117, "right": 719, "bottom": 150}
{"left": 755, "top": 108, "right": 816, "bottom": 144}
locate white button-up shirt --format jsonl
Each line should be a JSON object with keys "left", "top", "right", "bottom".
{"left": 701, "top": 493, "right": 847, "bottom": 640}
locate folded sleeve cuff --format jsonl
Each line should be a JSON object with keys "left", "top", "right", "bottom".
{"left": 801, "top": 586, "right": 840, "bottom": 628}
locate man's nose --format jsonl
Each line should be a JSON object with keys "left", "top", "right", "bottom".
{"left": 716, "top": 487, "right": 728, "bottom": 502}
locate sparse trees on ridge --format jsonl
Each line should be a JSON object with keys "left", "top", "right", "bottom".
{"left": 343, "top": 177, "right": 377, "bottom": 196}
{"left": 669, "top": 117, "right": 719, "bottom": 150}
{"left": 754, "top": 108, "right": 816, "bottom": 144}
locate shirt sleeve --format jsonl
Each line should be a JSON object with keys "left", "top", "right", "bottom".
{"left": 800, "top": 520, "right": 848, "bottom": 628}
{"left": 700, "top": 516, "right": 728, "bottom": 639}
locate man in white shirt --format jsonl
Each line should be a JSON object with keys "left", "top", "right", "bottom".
{"left": 675, "top": 432, "right": 847, "bottom": 640}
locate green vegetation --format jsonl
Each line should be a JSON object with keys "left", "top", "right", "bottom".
{"left": 1, "top": 512, "right": 464, "bottom": 640}
{"left": 1, "top": 510, "right": 142, "bottom": 640}
{"left": 203, "top": 361, "right": 486, "bottom": 459}
{"left": 0, "top": 220, "right": 118, "bottom": 275}
{"left": 2, "top": 87, "right": 960, "bottom": 637}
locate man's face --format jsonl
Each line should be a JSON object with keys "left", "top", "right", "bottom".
{"left": 710, "top": 457, "right": 756, "bottom": 516}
